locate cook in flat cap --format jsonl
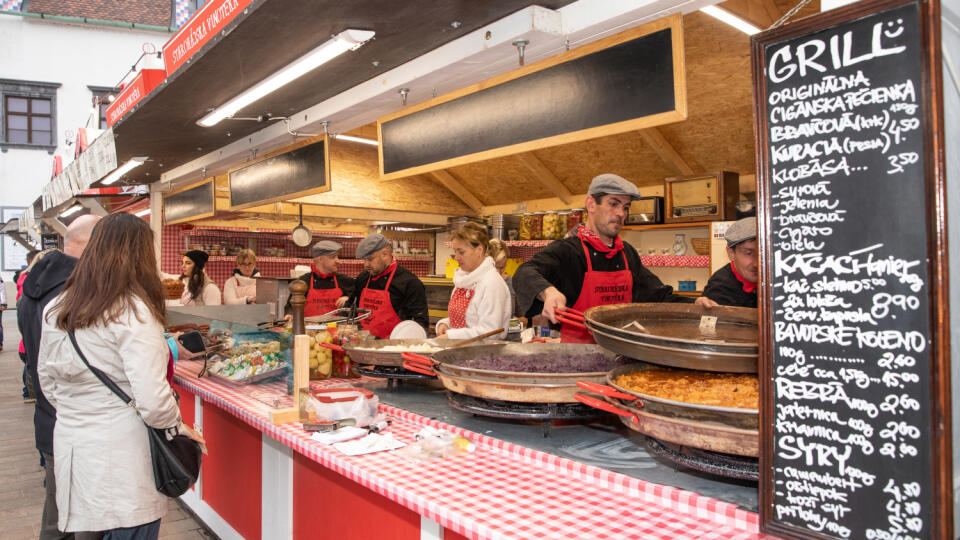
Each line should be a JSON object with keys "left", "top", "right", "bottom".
{"left": 697, "top": 217, "right": 758, "bottom": 308}
{"left": 299, "top": 240, "right": 355, "bottom": 316}
{"left": 513, "top": 174, "right": 693, "bottom": 343}
{"left": 346, "top": 232, "right": 428, "bottom": 338}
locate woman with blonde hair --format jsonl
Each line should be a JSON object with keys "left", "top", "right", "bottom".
{"left": 223, "top": 249, "right": 259, "bottom": 304}
{"left": 435, "top": 222, "right": 511, "bottom": 340}
{"left": 38, "top": 213, "right": 204, "bottom": 538}
{"left": 487, "top": 239, "right": 517, "bottom": 318}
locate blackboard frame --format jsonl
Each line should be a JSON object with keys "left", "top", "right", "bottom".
{"left": 162, "top": 178, "right": 215, "bottom": 225}
{"left": 751, "top": 0, "right": 951, "bottom": 538}
{"left": 227, "top": 135, "right": 331, "bottom": 211}
{"left": 376, "top": 14, "right": 687, "bottom": 181}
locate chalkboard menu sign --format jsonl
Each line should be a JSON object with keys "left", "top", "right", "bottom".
{"left": 753, "top": 0, "right": 951, "bottom": 538}
{"left": 163, "top": 179, "right": 214, "bottom": 225}
{"left": 229, "top": 136, "right": 329, "bottom": 210}
{"left": 378, "top": 15, "right": 685, "bottom": 180}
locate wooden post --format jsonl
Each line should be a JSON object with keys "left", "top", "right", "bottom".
{"left": 290, "top": 279, "right": 307, "bottom": 335}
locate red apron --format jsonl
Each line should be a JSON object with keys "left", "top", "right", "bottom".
{"left": 305, "top": 274, "right": 343, "bottom": 317}
{"left": 561, "top": 239, "right": 633, "bottom": 343}
{"left": 359, "top": 264, "right": 403, "bottom": 339}
{"left": 448, "top": 288, "right": 475, "bottom": 328}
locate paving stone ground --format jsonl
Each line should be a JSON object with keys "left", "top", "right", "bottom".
{"left": 0, "top": 311, "right": 216, "bottom": 540}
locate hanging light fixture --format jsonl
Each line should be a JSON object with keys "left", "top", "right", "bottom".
{"left": 102, "top": 157, "right": 148, "bottom": 185}
{"left": 197, "top": 29, "right": 375, "bottom": 127}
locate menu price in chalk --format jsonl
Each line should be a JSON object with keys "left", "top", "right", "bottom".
{"left": 762, "top": 2, "right": 934, "bottom": 539}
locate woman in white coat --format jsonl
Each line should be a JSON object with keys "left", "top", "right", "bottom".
{"left": 38, "top": 214, "right": 205, "bottom": 538}
{"left": 435, "top": 222, "right": 511, "bottom": 340}
{"left": 223, "top": 249, "right": 259, "bottom": 304}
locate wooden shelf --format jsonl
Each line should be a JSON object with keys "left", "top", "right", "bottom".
{"left": 675, "top": 290, "right": 703, "bottom": 297}
{"left": 623, "top": 222, "right": 712, "bottom": 231}
{"left": 206, "top": 255, "right": 433, "bottom": 264}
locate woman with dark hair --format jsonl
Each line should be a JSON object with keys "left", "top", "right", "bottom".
{"left": 177, "top": 249, "right": 221, "bottom": 306}
{"left": 37, "top": 213, "right": 205, "bottom": 538}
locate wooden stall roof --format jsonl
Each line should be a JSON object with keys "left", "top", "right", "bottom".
{"left": 374, "top": 1, "right": 821, "bottom": 210}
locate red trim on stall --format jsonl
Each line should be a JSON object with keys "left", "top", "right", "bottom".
{"left": 201, "top": 404, "right": 262, "bottom": 540}
{"left": 292, "top": 452, "right": 420, "bottom": 539}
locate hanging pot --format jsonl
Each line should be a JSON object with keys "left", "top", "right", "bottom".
{"left": 292, "top": 204, "right": 312, "bottom": 247}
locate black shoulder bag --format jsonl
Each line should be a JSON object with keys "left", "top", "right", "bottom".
{"left": 67, "top": 331, "right": 201, "bottom": 497}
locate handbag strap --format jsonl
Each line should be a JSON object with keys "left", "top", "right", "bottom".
{"left": 67, "top": 330, "right": 133, "bottom": 405}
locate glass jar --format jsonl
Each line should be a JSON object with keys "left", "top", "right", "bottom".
{"left": 518, "top": 213, "right": 533, "bottom": 241}
{"left": 530, "top": 212, "right": 545, "bottom": 240}
{"left": 542, "top": 211, "right": 561, "bottom": 240}
{"left": 557, "top": 210, "right": 572, "bottom": 239}
{"left": 568, "top": 209, "right": 584, "bottom": 233}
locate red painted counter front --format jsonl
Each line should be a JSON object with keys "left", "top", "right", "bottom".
{"left": 172, "top": 360, "right": 767, "bottom": 539}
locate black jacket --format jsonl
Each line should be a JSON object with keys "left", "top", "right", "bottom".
{"left": 346, "top": 264, "right": 428, "bottom": 329}
{"left": 19, "top": 251, "right": 78, "bottom": 455}
{"left": 297, "top": 271, "right": 356, "bottom": 300}
{"left": 702, "top": 263, "right": 758, "bottom": 308}
{"left": 513, "top": 236, "right": 692, "bottom": 319}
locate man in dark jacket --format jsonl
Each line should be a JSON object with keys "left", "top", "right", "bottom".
{"left": 700, "top": 217, "right": 758, "bottom": 308}
{"left": 19, "top": 214, "right": 99, "bottom": 540}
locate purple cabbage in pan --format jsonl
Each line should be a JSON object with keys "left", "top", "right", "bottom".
{"left": 454, "top": 353, "right": 626, "bottom": 373}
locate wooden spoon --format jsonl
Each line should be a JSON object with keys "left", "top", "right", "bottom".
{"left": 446, "top": 327, "right": 505, "bottom": 349}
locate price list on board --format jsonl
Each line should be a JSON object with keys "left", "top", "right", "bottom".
{"left": 762, "top": 2, "right": 934, "bottom": 538}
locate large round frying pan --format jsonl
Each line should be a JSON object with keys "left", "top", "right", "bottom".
{"left": 402, "top": 343, "right": 630, "bottom": 403}
{"left": 344, "top": 338, "right": 506, "bottom": 367}
{"left": 584, "top": 303, "right": 758, "bottom": 373}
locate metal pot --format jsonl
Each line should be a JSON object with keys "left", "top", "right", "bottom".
{"left": 402, "top": 343, "right": 628, "bottom": 403}
{"left": 584, "top": 303, "right": 758, "bottom": 373}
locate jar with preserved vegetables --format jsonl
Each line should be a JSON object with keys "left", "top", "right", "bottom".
{"left": 568, "top": 209, "right": 584, "bottom": 232}
{"left": 557, "top": 210, "right": 572, "bottom": 239}
{"left": 518, "top": 213, "right": 534, "bottom": 241}
{"left": 530, "top": 212, "right": 545, "bottom": 240}
{"left": 542, "top": 211, "right": 562, "bottom": 240}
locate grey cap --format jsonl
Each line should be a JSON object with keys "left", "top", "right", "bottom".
{"left": 356, "top": 233, "right": 390, "bottom": 259}
{"left": 725, "top": 217, "right": 757, "bottom": 247}
{"left": 587, "top": 174, "right": 642, "bottom": 200}
{"left": 311, "top": 240, "right": 342, "bottom": 257}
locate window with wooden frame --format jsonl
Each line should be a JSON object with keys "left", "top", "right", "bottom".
{"left": 0, "top": 78, "right": 60, "bottom": 151}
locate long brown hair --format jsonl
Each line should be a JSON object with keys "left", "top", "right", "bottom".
{"left": 55, "top": 213, "right": 166, "bottom": 331}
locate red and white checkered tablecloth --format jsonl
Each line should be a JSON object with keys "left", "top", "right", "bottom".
{"left": 174, "top": 361, "right": 768, "bottom": 539}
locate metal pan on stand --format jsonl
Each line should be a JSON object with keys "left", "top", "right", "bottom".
{"left": 344, "top": 338, "right": 491, "bottom": 368}
{"left": 583, "top": 303, "right": 758, "bottom": 373}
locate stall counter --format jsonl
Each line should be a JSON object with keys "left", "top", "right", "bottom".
{"left": 172, "top": 359, "right": 765, "bottom": 539}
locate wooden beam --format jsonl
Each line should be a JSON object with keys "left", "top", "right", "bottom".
{"left": 515, "top": 153, "right": 573, "bottom": 204}
{"left": 718, "top": 0, "right": 780, "bottom": 29}
{"left": 637, "top": 128, "right": 703, "bottom": 176}
{"left": 427, "top": 170, "right": 484, "bottom": 213}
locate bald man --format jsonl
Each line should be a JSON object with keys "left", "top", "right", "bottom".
{"left": 18, "top": 214, "right": 102, "bottom": 540}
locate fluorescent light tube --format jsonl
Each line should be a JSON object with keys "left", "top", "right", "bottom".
{"left": 134, "top": 209, "right": 150, "bottom": 217}
{"left": 102, "top": 157, "right": 147, "bottom": 185}
{"left": 336, "top": 134, "right": 379, "bottom": 146}
{"left": 59, "top": 204, "right": 82, "bottom": 218}
{"left": 700, "top": 6, "right": 761, "bottom": 35}
{"left": 198, "top": 29, "right": 375, "bottom": 127}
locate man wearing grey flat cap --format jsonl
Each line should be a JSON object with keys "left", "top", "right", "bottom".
{"left": 297, "top": 240, "right": 356, "bottom": 317}
{"left": 346, "top": 233, "right": 428, "bottom": 338}
{"left": 698, "top": 217, "right": 758, "bottom": 308}
{"left": 515, "top": 174, "right": 693, "bottom": 343}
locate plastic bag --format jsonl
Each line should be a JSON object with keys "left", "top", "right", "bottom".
{"left": 299, "top": 386, "right": 379, "bottom": 427}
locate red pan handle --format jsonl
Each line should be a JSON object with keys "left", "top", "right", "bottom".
{"left": 319, "top": 342, "right": 344, "bottom": 353}
{"left": 557, "top": 307, "right": 585, "bottom": 321}
{"left": 556, "top": 313, "right": 587, "bottom": 330}
{"left": 576, "top": 380, "right": 637, "bottom": 401}
{"left": 574, "top": 393, "right": 639, "bottom": 424}
{"left": 402, "top": 359, "right": 437, "bottom": 377}
{"left": 560, "top": 306, "right": 585, "bottom": 317}
{"left": 401, "top": 352, "right": 434, "bottom": 365}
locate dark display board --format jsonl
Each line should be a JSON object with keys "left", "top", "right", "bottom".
{"left": 378, "top": 16, "right": 685, "bottom": 180}
{"left": 163, "top": 179, "right": 214, "bottom": 225}
{"left": 753, "top": 1, "right": 951, "bottom": 538}
{"left": 229, "top": 136, "right": 330, "bottom": 210}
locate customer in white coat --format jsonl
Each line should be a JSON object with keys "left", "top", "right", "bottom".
{"left": 435, "top": 222, "right": 511, "bottom": 340}
{"left": 38, "top": 214, "right": 205, "bottom": 538}
{"left": 223, "top": 249, "right": 259, "bottom": 304}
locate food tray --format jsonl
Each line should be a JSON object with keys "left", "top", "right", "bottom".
{"left": 205, "top": 366, "right": 287, "bottom": 386}
{"left": 584, "top": 303, "right": 758, "bottom": 373}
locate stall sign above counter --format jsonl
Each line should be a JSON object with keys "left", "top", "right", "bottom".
{"left": 42, "top": 130, "right": 118, "bottom": 211}
{"left": 228, "top": 136, "right": 330, "bottom": 211}
{"left": 105, "top": 69, "right": 166, "bottom": 127}
{"left": 377, "top": 14, "right": 686, "bottom": 180}
{"left": 163, "top": 178, "right": 215, "bottom": 225}
{"left": 753, "top": 0, "right": 951, "bottom": 538}
{"left": 162, "top": 0, "right": 254, "bottom": 75}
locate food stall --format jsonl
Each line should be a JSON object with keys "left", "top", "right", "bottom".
{"left": 29, "top": 0, "right": 956, "bottom": 538}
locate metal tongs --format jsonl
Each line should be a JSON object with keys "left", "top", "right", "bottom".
{"left": 555, "top": 306, "right": 587, "bottom": 330}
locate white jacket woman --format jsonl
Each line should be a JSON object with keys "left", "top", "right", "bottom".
{"left": 436, "top": 255, "right": 511, "bottom": 340}
{"left": 39, "top": 297, "right": 179, "bottom": 532}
